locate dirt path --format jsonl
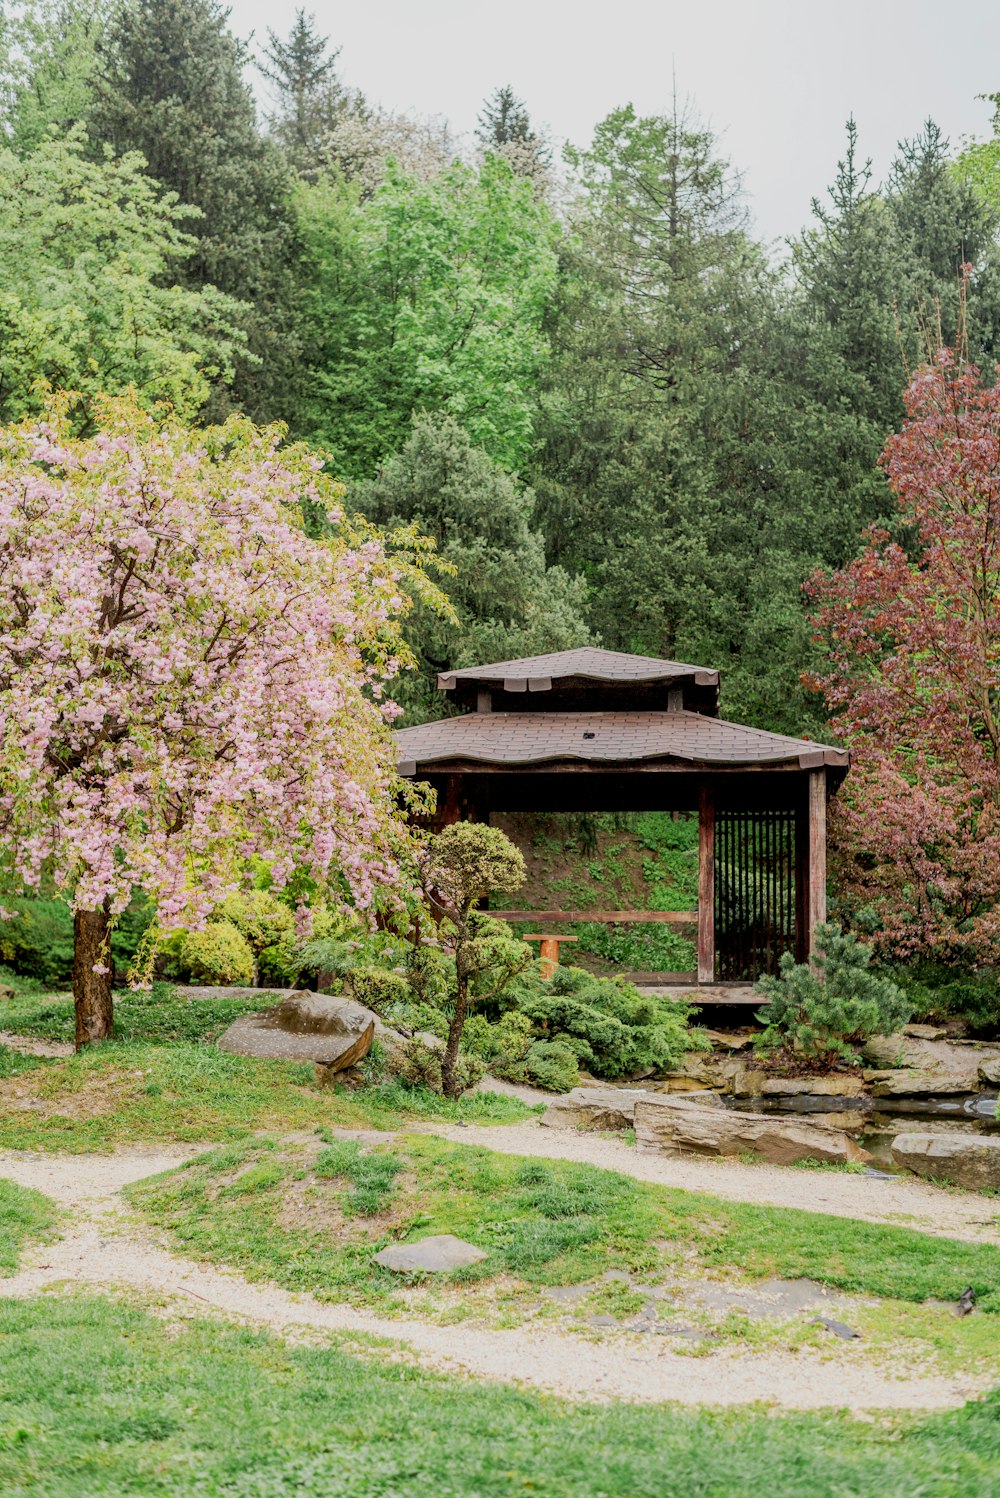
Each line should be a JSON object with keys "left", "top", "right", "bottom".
{"left": 428, "top": 1119, "right": 1000, "bottom": 1244}
{"left": 0, "top": 1144, "right": 989, "bottom": 1412}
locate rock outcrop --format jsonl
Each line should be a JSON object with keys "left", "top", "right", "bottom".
{"left": 541, "top": 1085, "right": 723, "bottom": 1132}
{"left": 890, "top": 1131, "right": 1000, "bottom": 1191}
{"left": 216, "top": 991, "right": 376, "bottom": 1072}
{"left": 634, "top": 1096, "right": 872, "bottom": 1166}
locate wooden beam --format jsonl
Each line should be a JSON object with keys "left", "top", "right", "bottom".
{"left": 698, "top": 784, "right": 715, "bottom": 984}
{"left": 807, "top": 769, "right": 827, "bottom": 960}
{"left": 496, "top": 910, "right": 696, "bottom": 924}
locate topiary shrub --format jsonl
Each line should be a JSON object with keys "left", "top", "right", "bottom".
{"left": 174, "top": 921, "right": 255, "bottom": 987}
{"left": 420, "top": 823, "right": 529, "bottom": 1097}
{"left": 754, "top": 922, "right": 913, "bottom": 1068}
{"left": 347, "top": 965, "right": 409, "bottom": 1015}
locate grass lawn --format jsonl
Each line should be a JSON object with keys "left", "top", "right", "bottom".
{"left": 129, "top": 1133, "right": 1000, "bottom": 1317}
{"left": 0, "top": 987, "right": 535, "bottom": 1150}
{"left": 0, "top": 1181, "right": 57, "bottom": 1275}
{"left": 0, "top": 1042, "right": 533, "bottom": 1151}
{"left": 1, "top": 1294, "right": 999, "bottom": 1497}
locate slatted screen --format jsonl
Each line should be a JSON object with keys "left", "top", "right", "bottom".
{"left": 715, "top": 809, "right": 797, "bottom": 981}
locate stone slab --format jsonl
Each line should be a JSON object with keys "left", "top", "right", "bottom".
{"left": 373, "top": 1235, "right": 487, "bottom": 1272}
{"left": 890, "top": 1132, "right": 1000, "bottom": 1191}
{"left": 541, "top": 1086, "right": 723, "bottom": 1132}
{"left": 634, "top": 1096, "right": 872, "bottom": 1166}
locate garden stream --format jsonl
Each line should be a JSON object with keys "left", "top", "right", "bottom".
{"left": 740, "top": 1092, "right": 1000, "bottom": 1170}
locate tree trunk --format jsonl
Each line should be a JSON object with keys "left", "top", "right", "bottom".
{"left": 73, "top": 903, "right": 114, "bottom": 1049}
{"left": 440, "top": 986, "right": 468, "bottom": 1099}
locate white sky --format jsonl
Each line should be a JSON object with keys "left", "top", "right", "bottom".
{"left": 227, "top": 0, "right": 1000, "bottom": 243}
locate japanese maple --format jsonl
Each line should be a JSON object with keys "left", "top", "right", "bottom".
{"left": 810, "top": 352, "right": 1000, "bottom": 959}
{"left": 0, "top": 393, "right": 428, "bottom": 1045}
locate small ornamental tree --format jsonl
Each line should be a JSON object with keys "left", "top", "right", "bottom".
{"left": 754, "top": 924, "right": 911, "bottom": 1067}
{"left": 420, "top": 823, "right": 528, "bottom": 1097}
{"left": 0, "top": 393, "right": 434, "bottom": 1047}
{"left": 810, "top": 353, "right": 1000, "bottom": 960}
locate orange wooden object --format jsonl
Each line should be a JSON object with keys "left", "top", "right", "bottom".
{"left": 523, "top": 933, "right": 578, "bottom": 979}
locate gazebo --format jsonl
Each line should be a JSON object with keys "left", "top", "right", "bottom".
{"left": 395, "top": 648, "right": 849, "bottom": 995}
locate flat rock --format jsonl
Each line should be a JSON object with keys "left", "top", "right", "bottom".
{"left": 541, "top": 1086, "right": 722, "bottom": 1131}
{"left": 216, "top": 991, "right": 376, "bottom": 1070}
{"left": 870, "top": 1069, "right": 980, "bottom": 1097}
{"left": 757, "top": 1076, "right": 865, "bottom": 1098}
{"left": 890, "top": 1132, "right": 1000, "bottom": 1191}
{"left": 903, "top": 1023, "right": 948, "bottom": 1041}
{"left": 373, "top": 1235, "right": 486, "bottom": 1272}
{"left": 634, "top": 1096, "right": 871, "bottom": 1166}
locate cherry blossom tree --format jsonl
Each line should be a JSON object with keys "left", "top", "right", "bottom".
{"left": 809, "top": 352, "right": 1000, "bottom": 960}
{"left": 0, "top": 393, "right": 434, "bottom": 1046}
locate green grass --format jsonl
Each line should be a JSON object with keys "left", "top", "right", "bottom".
{"left": 129, "top": 1134, "right": 1000, "bottom": 1314}
{"left": 0, "top": 1180, "right": 58, "bottom": 1274}
{"left": 2, "top": 1295, "right": 1000, "bottom": 1496}
{"left": 0, "top": 1042, "right": 533, "bottom": 1153}
{"left": 0, "top": 983, "right": 271, "bottom": 1046}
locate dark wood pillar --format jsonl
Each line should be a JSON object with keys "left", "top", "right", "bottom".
{"left": 806, "top": 769, "right": 827, "bottom": 960}
{"left": 698, "top": 783, "right": 715, "bottom": 984}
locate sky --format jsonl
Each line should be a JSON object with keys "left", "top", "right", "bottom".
{"left": 227, "top": 0, "right": 1000, "bottom": 243}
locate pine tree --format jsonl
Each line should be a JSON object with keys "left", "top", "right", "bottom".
{"left": 88, "top": 0, "right": 300, "bottom": 421}
{"left": 476, "top": 84, "right": 550, "bottom": 174}
{"left": 259, "top": 8, "right": 345, "bottom": 175}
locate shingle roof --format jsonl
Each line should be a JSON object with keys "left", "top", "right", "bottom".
{"left": 395, "top": 711, "right": 848, "bottom": 775}
{"left": 437, "top": 647, "right": 719, "bottom": 693}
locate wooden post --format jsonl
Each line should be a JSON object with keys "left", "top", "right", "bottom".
{"left": 807, "top": 769, "right": 827, "bottom": 961}
{"left": 698, "top": 784, "right": 715, "bottom": 985}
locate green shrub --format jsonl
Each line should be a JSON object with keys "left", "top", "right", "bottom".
{"left": 521, "top": 1040, "right": 581, "bottom": 1092}
{"left": 755, "top": 923, "right": 913, "bottom": 1067}
{"left": 503, "top": 964, "right": 698, "bottom": 1079}
{"left": 0, "top": 899, "right": 75, "bottom": 986}
{"left": 348, "top": 965, "right": 409, "bottom": 1014}
{"left": 891, "top": 962, "right": 1000, "bottom": 1035}
{"left": 174, "top": 922, "right": 255, "bottom": 987}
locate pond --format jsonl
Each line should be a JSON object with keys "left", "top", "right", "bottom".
{"left": 739, "top": 1091, "right": 1000, "bottom": 1171}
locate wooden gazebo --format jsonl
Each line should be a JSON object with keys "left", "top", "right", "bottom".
{"left": 395, "top": 648, "right": 849, "bottom": 992}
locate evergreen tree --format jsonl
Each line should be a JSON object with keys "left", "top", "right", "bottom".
{"left": 355, "top": 414, "right": 590, "bottom": 721}
{"left": 476, "top": 84, "right": 550, "bottom": 176}
{"left": 259, "top": 8, "right": 345, "bottom": 175}
{"left": 88, "top": 0, "right": 300, "bottom": 421}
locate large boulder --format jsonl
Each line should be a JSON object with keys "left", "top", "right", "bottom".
{"left": 541, "top": 1086, "right": 723, "bottom": 1132}
{"left": 979, "top": 1057, "right": 1000, "bottom": 1086}
{"left": 216, "top": 991, "right": 376, "bottom": 1071}
{"left": 890, "top": 1132, "right": 1000, "bottom": 1191}
{"left": 634, "top": 1097, "right": 872, "bottom": 1166}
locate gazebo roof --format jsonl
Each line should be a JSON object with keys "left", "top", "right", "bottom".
{"left": 395, "top": 709, "right": 849, "bottom": 778}
{"left": 437, "top": 646, "right": 719, "bottom": 694}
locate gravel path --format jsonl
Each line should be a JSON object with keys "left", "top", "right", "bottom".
{"left": 0, "top": 1144, "right": 989, "bottom": 1412}
{"left": 429, "top": 1119, "right": 1000, "bottom": 1244}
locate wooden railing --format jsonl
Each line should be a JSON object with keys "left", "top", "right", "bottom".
{"left": 495, "top": 910, "right": 697, "bottom": 924}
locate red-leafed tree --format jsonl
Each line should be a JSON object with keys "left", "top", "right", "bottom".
{"left": 810, "top": 351, "right": 1000, "bottom": 960}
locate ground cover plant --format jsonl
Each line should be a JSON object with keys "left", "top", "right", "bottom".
{"left": 5, "top": 1296, "right": 1000, "bottom": 1498}
{"left": 0, "top": 1179, "right": 57, "bottom": 1274}
{"left": 129, "top": 1133, "right": 1000, "bottom": 1315}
